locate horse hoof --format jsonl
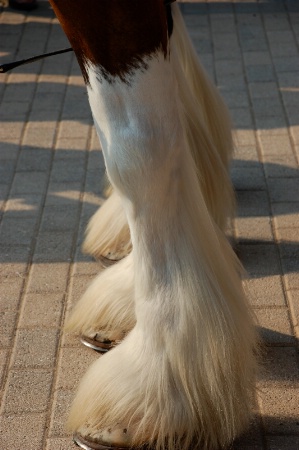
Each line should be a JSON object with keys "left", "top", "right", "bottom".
{"left": 73, "top": 433, "right": 151, "bottom": 450}
{"left": 73, "top": 433, "right": 129, "bottom": 449}
{"left": 80, "top": 335, "right": 115, "bottom": 353}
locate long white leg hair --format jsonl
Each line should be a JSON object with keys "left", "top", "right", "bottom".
{"left": 82, "top": 3, "right": 234, "bottom": 261}
{"left": 67, "top": 39, "right": 258, "bottom": 449}
{"left": 67, "top": 3, "right": 236, "bottom": 340}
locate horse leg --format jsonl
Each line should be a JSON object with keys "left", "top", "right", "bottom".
{"left": 67, "top": 49, "right": 257, "bottom": 450}
{"left": 82, "top": 3, "right": 234, "bottom": 263}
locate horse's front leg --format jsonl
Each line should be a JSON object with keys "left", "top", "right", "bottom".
{"left": 68, "top": 53, "right": 257, "bottom": 450}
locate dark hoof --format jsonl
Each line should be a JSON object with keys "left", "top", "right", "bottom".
{"left": 80, "top": 335, "right": 114, "bottom": 353}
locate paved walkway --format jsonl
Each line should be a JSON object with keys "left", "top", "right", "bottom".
{"left": 0, "top": 1, "right": 298, "bottom": 449}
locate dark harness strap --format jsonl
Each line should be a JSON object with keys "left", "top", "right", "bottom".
{"left": 0, "top": 0, "right": 176, "bottom": 74}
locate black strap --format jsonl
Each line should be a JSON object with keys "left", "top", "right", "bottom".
{"left": 0, "top": 47, "right": 73, "bottom": 73}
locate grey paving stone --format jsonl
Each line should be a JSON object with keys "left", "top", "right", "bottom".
{"left": 232, "top": 166, "right": 266, "bottom": 191}
{"left": 0, "top": 349, "right": 8, "bottom": 389}
{"left": 272, "top": 203, "right": 299, "bottom": 229}
{"left": 0, "top": 310, "right": 17, "bottom": 348}
{"left": 40, "top": 204, "right": 80, "bottom": 232}
{"left": 237, "top": 244, "right": 281, "bottom": 278}
{"left": 4, "top": 194, "right": 43, "bottom": 218}
{"left": 0, "top": 276, "right": 24, "bottom": 311}
{"left": 67, "top": 274, "right": 94, "bottom": 307}
{"left": 55, "top": 346, "right": 97, "bottom": 390}
{"left": 267, "top": 178, "right": 299, "bottom": 203}
{"left": 17, "top": 147, "right": 53, "bottom": 172}
{"left": 233, "top": 129, "right": 256, "bottom": 146}
{"left": 267, "top": 435, "right": 299, "bottom": 450}
{"left": 11, "top": 329, "right": 59, "bottom": 369}
{"left": 3, "top": 369, "right": 53, "bottom": 413}
{"left": 230, "top": 108, "right": 254, "bottom": 130}
{"left": 45, "top": 183, "right": 82, "bottom": 207}
{"left": 236, "top": 191, "right": 271, "bottom": 217}
{"left": 256, "top": 308, "right": 295, "bottom": 345}
{"left": 26, "top": 262, "right": 70, "bottom": 294}
{"left": 50, "top": 158, "right": 86, "bottom": 184}
{"left": 258, "top": 134, "right": 294, "bottom": 157}
{"left": 246, "top": 276, "right": 286, "bottom": 308}
{"left": 19, "top": 292, "right": 64, "bottom": 328}
{"left": 235, "top": 216, "right": 273, "bottom": 243}
{"left": 263, "top": 156, "right": 298, "bottom": 178}
{"left": 233, "top": 146, "right": 259, "bottom": 162}
{"left": 33, "top": 231, "right": 75, "bottom": 263}
{"left": 0, "top": 412, "right": 47, "bottom": 450}
{"left": 46, "top": 437, "right": 76, "bottom": 450}
{"left": 48, "top": 388, "right": 74, "bottom": 437}
{"left": 10, "top": 171, "right": 48, "bottom": 195}
{"left": 0, "top": 216, "right": 37, "bottom": 246}
{"left": 246, "top": 65, "right": 275, "bottom": 83}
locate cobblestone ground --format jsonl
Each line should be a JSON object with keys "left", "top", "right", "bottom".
{"left": 0, "top": 1, "right": 298, "bottom": 449}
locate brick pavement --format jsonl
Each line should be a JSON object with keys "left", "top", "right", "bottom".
{"left": 0, "top": 1, "right": 298, "bottom": 449}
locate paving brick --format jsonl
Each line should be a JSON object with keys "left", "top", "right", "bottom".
{"left": 231, "top": 166, "right": 266, "bottom": 191}
{"left": 17, "top": 146, "right": 53, "bottom": 172}
{"left": 235, "top": 216, "right": 273, "bottom": 243}
{"left": 40, "top": 204, "right": 80, "bottom": 232}
{"left": 55, "top": 346, "right": 98, "bottom": 390}
{"left": 272, "top": 204, "right": 299, "bottom": 229}
{"left": 72, "top": 260, "right": 101, "bottom": 277}
{"left": 267, "top": 178, "right": 299, "bottom": 203}
{"left": 0, "top": 216, "right": 37, "bottom": 246}
{"left": 12, "top": 329, "right": 59, "bottom": 369}
{"left": 19, "top": 292, "right": 64, "bottom": 328}
{"left": 67, "top": 274, "right": 94, "bottom": 307}
{"left": 0, "top": 310, "right": 17, "bottom": 348}
{"left": 236, "top": 191, "right": 271, "bottom": 218}
{"left": 45, "top": 182, "right": 82, "bottom": 207}
{"left": 0, "top": 276, "right": 24, "bottom": 311}
{"left": 284, "top": 272, "right": 299, "bottom": 291}
{"left": 258, "top": 135, "right": 294, "bottom": 157}
{"left": 267, "top": 436, "right": 299, "bottom": 450}
{"left": 10, "top": 171, "right": 48, "bottom": 195}
{"left": 0, "top": 349, "right": 8, "bottom": 389}
{"left": 230, "top": 108, "right": 254, "bottom": 130}
{"left": 263, "top": 156, "right": 298, "bottom": 178}
{"left": 237, "top": 244, "right": 281, "bottom": 278}
{"left": 0, "top": 259, "right": 29, "bottom": 279}
{"left": 46, "top": 437, "right": 76, "bottom": 450}
{"left": 246, "top": 276, "right": 286, "bottom": 308}
{"left": 26, "top": 263, "right": 70, "bottom": 293}
{"left": 233, "top": 129, "right": 256, "bottom": 147}
{"left": 256, "top": 308, "right": 295, "bottom": 345}
{"left": 33, "top": 231, "right": 75, "bottom": 263}
{"left": 5, "top": 194, "right": 43, "bottom": 217}
{"left": 233, "top": 146, "right": 259, "bottom": 162}
{"left": 0, "top": 412, "right": 47, "bottom": 450}
{"left": 49, "top": 389, "right": 74, "bottom": 437}
{"left": 3, "top": 369, "right": 53, "bottom": 414}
